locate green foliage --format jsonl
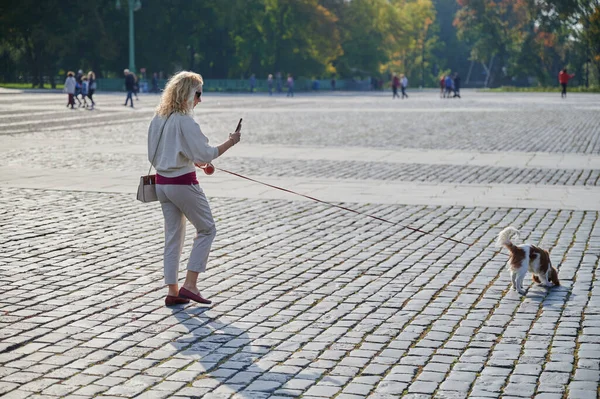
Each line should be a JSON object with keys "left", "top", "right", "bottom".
{"left": 0, "top": 83, "right": 64, "bottom": 89}
{"left": 0, "top": 0, "right": 442, "bottom": 85}
{"left": 453, "top": 0, "right": 600, "bottom": 87}
{"left": 3, "top": 0, "right": 594, "bottom": 89}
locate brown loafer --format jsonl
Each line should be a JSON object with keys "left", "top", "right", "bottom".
{"left": 179, "top": 287, "right": 212, "bottom": 304}
{"left": 165, "top": 295, "right": 190, "bottom": 306}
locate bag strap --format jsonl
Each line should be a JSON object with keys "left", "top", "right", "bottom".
{"left": 148, "top": 112, "right": 173, "bottom": 175}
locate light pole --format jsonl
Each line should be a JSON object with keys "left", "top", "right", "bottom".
{"left": 116, "top": 0, "right": 142, "bottom": 73}
{"left": 421, "top": 18, "right": 432, "bottom": 89}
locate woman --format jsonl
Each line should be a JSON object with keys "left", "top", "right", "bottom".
{"left": 400, "top": 74, "right": 408, "bottom": 99}
{"left": 87, "top": 71, "right": 96, "bottom": 109}
{"left": 558, "top": 68, "right": 575, "bottom": 98}
{"left": 286, "top": 74, "right": 294, "bottom": 97}
{"left": 148, "top": 71, "right": 241, "bottom": 306}
{"left": 391, "top": 73, "right": 400, "bottom": 99}
{"left": 64, "top": 71, "right": 76, "bottom": 109}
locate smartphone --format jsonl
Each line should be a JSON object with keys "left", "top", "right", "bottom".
{"left": 235, "top": 118, "right": 243, "bottom": 133}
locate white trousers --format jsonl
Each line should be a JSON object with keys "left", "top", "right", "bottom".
{"left": 156, "top": 184, "right": 216, "bottom": 285}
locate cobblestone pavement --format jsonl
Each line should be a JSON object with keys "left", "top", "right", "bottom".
{"left": 0, "top": 91, "right": 599, "bottom": 399}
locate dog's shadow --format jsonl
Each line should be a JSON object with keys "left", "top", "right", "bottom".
{"left": 521, "top": 280, "right": 569, "bottom": 308}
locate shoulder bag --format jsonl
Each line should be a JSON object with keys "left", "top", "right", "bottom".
{"left": 137, "top": 113, "right": 172, "bottom": 202}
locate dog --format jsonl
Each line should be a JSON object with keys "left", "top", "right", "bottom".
{"left": 496, "top": 226, "right": 559, "bottom": 295}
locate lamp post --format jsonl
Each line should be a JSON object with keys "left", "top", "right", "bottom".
{"left": 421, "top": 18, "right": 431, "bottom": 89}
{"left": 116, "top": 0, "right": 142, "bottom": 73}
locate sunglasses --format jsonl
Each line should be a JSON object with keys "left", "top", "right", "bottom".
{"left": 195, "top": 91, "right": 202, "bottom": 99}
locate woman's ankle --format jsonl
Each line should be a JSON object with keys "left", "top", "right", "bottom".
{"left": 181, "top": 283, "right": 198, "bottom": 293}
{"left": 167, "top": 284, "right": 179, "bottom": 297}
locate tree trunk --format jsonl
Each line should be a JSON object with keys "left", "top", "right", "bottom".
{"left": 24, "top": 40, "right": 37, "bottom": 88}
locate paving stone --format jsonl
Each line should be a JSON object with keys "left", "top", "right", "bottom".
{"left": 1, "top": 92, "right": 599, "bottom": 399}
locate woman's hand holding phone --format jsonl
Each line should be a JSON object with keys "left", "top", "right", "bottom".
{"left": 229, "top": 118, "right": 242, "bottom": 144}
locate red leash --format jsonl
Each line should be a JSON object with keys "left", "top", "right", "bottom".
{"left": 216, "top": 167, "right": 472, "bottom": 247}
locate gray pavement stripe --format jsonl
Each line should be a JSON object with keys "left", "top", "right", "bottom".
{"left": 1, "top": 166, "right": 599, "bottom": 211}
{"left": 3, "top": 148, "right": 600, "bottom": 186}
{"left": 0, "top": 111, "right": 151, "bottom": 129}
{"left": 2, "top": 94, "right": 600, "bottom": 155}
{"left": 0, "top": 117, "right": 154, "bottom": 136}
{"left": 214, "top": 158, "right": 600, "bottom": 186}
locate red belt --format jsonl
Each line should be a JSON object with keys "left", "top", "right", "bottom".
{"left": 156, "top": 172, "right": 198, "bottom": 185}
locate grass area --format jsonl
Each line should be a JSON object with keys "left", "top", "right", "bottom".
{"left": 480, "top": 85, "right": 600, "bottom": 93}
{"left": 0, "top": 83, "right": 64, "bottom": 90}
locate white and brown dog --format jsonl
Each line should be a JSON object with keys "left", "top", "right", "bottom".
{"left": 496, "top": 227, "right": 560, "bottom": 295}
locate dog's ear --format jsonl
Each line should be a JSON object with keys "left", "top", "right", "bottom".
{"left": 532, "top": 275, "right": 541, "bottom": 284}
{"left": 549, "top": 267, "right": 560, "bottom": 286}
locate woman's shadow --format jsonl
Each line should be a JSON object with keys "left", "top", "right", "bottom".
{"left": 168, "top": 306, "right": 280, "bottom": 398}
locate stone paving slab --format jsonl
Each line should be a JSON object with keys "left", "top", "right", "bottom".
{"left": 1, "top": 92, "right": 600, "bottom": 399}
{"left": 2, "top": 166, "right": 600, "bottom": 211}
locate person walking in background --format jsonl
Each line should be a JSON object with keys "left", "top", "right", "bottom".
{"left": 87, "top": 71, "right": 96, "bottom": 110}
{"left": 400, "top": 74, "right": 409, "bottom": 99}
{"left": 267, "top": 74, "right": 273, "bottom": 95}
{"left": 76, "top": 69, "right": 83, "bottom": 85}
{"left": 147, "top": 71, "right": 241, "bottom": 306}
{"left": 331, "top": 76, "right": 336, "bottom": 91}
{"left": 440, "top": 74, "right": 446, "bottom": 98}
{"left": 391, "top": 73, "right": 400, "bottom": 99}
{"left": 444, "top": 75, "right": 454, "bottom": 99}
{"left": 152, "top": 72, "right": 159, "bottom": 93}
{"left": 249, "top": 74, "right": 256, "bottom": 93}
{"left": 276, "top": 72, "right": 282, "bottom": 93}
{"left": 74, "top": 69, "right": 84, "bottom": 107}
{"left": 124, "top": 69, "right": 135, "bottom": 107}
{"left": 453, "top": 73, "right": 461, "bottom": 98}
{"left": 558, "top": 68, "right": 575, "bottom": 98}
{"left": 64, "top": 71, "right": 76, "bottom": 109}
{"left": 80, "top": 76, "right": 89, "bottom": 108}
{"left": 133, "top": 74, "right": 140, "bottom": 100}
{"left": 286, "top": 74, "right": 294, "bottom": 97}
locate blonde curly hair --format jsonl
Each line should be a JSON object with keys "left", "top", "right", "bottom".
{"left": 156, "top": 71, "right": 203, "bottom": 117}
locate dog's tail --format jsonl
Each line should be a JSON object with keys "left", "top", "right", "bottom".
{"left": 496, "top": 226, "right": 520, "bottom": 253}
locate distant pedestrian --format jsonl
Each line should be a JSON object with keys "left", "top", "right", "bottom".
{"left": 80, "top": 77, "right": 89, "bottom": 108}
{"left": 331, "top": 77, "right": 336, "bottom": 91}
{"left": 124, "top": 69, "right": 134, "bottom": 107}
{"left": 133, "top": 74, "right": 140, "bottom": 100}
{"left": 151, "top": 72, "right": 159, "bottom": 93}
{"left": 64, "top": 71, "right": 76, "bottom": 109}
{"left": 286, "top": 74, "right": 294, "bottom": 97}
{"left": 453, "top": 73, "right": 461, "bottom": 98}
{"left": 276, "top": 72, "right": 282, "bottom": 93}
{"left": 400, "top": 74, "right": 409, "bottom": 99}
{"left": 249, "top": 74, "right": 256, "bottom": 93}
{"left": 439, "top": 75, "right": 446, "bottom": 98}
{"left": 74, "top": 69, "right": 84, "bottom": 107}
{"left": 76, "top": 69, "right": 83, "bottom": 85}
{"left": 312, "top": 78, "right": 320, "bottom": 91}
{"left": 444, "top": 75, "right": 454, "bottom": 99}
{"left": 267, "top": 74, "right": 273, "bottom": 95}
{"left": 391, "top": 73, "right": 400, "bottom": 99}
{"left": 558, "top": 68, "right": 575, "bottom": 98}
{"left": 87, "top": 71, "right": 96, "bottom": 109}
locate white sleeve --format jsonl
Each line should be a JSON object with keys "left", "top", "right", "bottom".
{"left": 180, "top": 117, "right": 219, "bottom": 163}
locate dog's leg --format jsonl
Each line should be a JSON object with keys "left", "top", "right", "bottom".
{"left": 516, "top": 268, "right": 527, "bottom": 295}
{"left": 538, "top": 272, "right": 552, "bottom": 287}
{"left": 510, "top": 269, "right": 518, "bottom": 291}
